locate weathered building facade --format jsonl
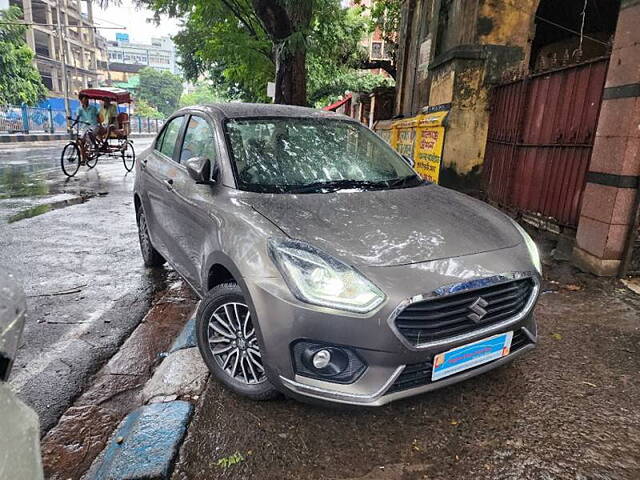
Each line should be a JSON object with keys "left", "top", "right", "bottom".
{"left": 9, "top": 0, "right": 103, "bottom": 94}
{"left": 392, "top": 0, "right": 640, "bottom": 276}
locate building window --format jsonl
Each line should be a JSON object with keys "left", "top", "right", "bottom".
{"left": 371, "top": 41, "right": 383, "bottom": 59}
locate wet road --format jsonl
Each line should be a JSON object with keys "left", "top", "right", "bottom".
{"left": 172, "top": 264, "right": 640, "bottom": 480}
{"left": 0, "top": 139, "right": 175, "bottom": 432}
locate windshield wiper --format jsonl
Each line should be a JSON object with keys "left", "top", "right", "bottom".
{"left": 387, "top": 174, "right": 424, "bottom": 188}
{"left": 288, "top": 179, "right": 388, "bottom": 193}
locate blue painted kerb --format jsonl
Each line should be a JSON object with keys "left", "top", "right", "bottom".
{"left": 169, "top": 317, "right": 196, "bottom": 353}
{"left": 93, "top": 401, "right": 193, "bottom": 480}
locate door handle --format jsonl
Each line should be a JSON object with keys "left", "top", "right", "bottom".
{"left": 141, "top": 158, "right": 148, "bottom": 169}
{"left": 165, "top": 178, "right": 174, "bottom": 190}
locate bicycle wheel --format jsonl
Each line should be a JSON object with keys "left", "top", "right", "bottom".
{"left": 86, "top": 153, "right": 98, "bottom": 169}
{"left": 122, "top": 141, "right": 135, "bottom": 172}
{"left": 85, "top": 142, "right": 98, "bottom": 168}
{"left": 61, "top": 142, "right": 81, "bottom": 177}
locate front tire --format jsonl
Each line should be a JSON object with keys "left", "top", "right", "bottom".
{"left": 137, "top": 208, "right": 165, "bottom": 267}
{"left": 61, "top": 143, "right": 81, "bottom": 177}
{"left": 196, "top": 282, "right": 279, "bottom": 401}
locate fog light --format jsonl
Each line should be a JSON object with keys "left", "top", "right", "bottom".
{"left": 312, "top": 349, "right": 331, "bottom": 369}
{"left": 292, "top": 341, "right": 366, "bottom": 384}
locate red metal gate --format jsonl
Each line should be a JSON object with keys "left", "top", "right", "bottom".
{"left": 483, "top": 58, "right": 609, "bottom": 228}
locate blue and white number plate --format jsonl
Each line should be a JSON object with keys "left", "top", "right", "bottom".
{"left": 432, "top": 331, "right": 513, "bottom": 381}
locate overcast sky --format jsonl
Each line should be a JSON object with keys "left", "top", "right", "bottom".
{"left": 94, "top": 0, "right": 182, "bottom": 44}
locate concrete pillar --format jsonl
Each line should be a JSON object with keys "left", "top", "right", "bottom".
{"left": 573, "top": 0, "right": 640, "bottom": 276}
{"left": 51, "top": 69, "right": 60, "bottom": 93}
{"left": 22, "top": 0, "right": 36, "bottom": 51}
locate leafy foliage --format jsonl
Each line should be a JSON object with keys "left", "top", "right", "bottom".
{"left": 136, "top": 67, "right": 183, "bottom": 116}
{"left": 134, "top": 98, "right": 164, "bottom": 119}
{"left": 310, "top": 71, "right": 394, "bottom": 108}
{"left": 140, "top": 0, "right": 388, "bottom": 106}
{"left": 179, "top": 84, "right": 224, "bottom": 107}
{"left": 0, "top": 6, "right": 48, "bottom": 106}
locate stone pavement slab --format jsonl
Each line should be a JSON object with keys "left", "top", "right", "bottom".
{"left": 142, "top": 347, "right": 208, "bottom": 404}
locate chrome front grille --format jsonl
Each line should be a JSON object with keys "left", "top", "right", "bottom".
{"left": 394, "top": 278, "right": 535, "bottom": 345}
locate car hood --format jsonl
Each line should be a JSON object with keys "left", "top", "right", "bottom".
{"left": 247, "top": 184, "right": 522, "bottom": 267}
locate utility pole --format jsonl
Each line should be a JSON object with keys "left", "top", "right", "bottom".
{"left": 55, "top": 0, "right": 71, "bottom": 127}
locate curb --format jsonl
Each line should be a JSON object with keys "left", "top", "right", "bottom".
{"left": 86, "top": 316, "right": 205, "bottom": 479}
{"left": 0, "top": 133, "right": 157, "bottom": 143}
{"left": 91, "top": 402, "right": 193, "bottom": 480}
{"left": 0, "top": 134, "right": 68, "bottom": 143}
{"left": 169, "top": 316, "right": 196, "bottom": 353}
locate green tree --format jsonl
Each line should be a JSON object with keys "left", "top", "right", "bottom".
{"left": 134, "top": 98, "right": 164, "bottom": 119}
{"left": 141, "top": 0, "right": 373, "bottom": 106}
{"left": 136, "top": 67, "right": 183, "bottom": 116}
{"left": 0, "top": 6, "right": 48, "bottom": 106}
{"left": 310, "top": 71, "right": 394, "bottom": 108}
{"left": 179, "top": 83, "right": 223, "bottom": 107}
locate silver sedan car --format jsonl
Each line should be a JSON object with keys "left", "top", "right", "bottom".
{"left": 133, "top": 104, "right": 541, "bottom": 406}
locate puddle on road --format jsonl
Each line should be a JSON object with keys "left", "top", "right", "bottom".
{"left": 0, "top": 146, "right": 111, "bottom": 223}
{"left": 7, "top": 194, "right": 93, "bottom": 223}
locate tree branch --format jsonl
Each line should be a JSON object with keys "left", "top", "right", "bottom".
{"left": 359, "top": 59, "right": 396, "bottom": 79}
{"left": 219, "top": 0, "right": 261, "bottom": 38}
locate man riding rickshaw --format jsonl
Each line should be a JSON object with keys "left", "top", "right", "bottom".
{"left": 61, "top": 88, "right": 135, "bottom": 177}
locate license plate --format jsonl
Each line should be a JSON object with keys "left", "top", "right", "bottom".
{"left": 432, "top": 331, "right": 513, "bottom": 381}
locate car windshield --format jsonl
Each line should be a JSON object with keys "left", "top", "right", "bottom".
{"left": 225, "top": 117, "right": 423, "bottom": 193}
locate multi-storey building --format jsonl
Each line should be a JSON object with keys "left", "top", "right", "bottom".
{"left": 106, "top": 34, "right": 180, "bottom": 76}
{"left": 9, "top": 0, "right": 103, "bottom": 95}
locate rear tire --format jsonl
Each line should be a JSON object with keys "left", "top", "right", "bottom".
{"left": 196, "top": 282, "right": 279, "bottom": 401}
{"left": 137, "top": 208, "right": 165, "bottom": 267}
{"left": 61, "top": 143, "right": 81, "bottom": 177}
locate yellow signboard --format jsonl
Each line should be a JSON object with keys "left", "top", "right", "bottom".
{"left": 386, "top": 108, "right": 448, "bottom": 184}
{"left": 413, "top": 110, "right": 448, "bottom": 183}
{"left": 391, "top": 117, "right": 417, "bottom": 161}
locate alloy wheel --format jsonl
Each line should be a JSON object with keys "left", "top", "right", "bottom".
{"left": 207, "top": 302, "right": 266, "bottom": 385}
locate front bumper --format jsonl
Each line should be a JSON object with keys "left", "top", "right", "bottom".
{"left": 244, "top": 247, "right": 540, "bottom": 406}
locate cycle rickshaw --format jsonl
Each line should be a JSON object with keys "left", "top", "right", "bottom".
{"left": 60, "top": 88, "right": 136, "bottom": 177}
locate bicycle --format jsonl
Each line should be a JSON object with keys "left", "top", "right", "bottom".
{"left": 60, "top": 118, "right": 100, "bottom": 177}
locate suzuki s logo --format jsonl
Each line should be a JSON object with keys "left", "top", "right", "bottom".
{"left": 467, "top": 297, "right": 489, "bottom": 323}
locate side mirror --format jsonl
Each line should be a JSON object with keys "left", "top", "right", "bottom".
{"left": 185, "top": 156, "right": 217, "bottom": 184}
{"left": 401, "top": 154, "right": 415, "bottom": 168}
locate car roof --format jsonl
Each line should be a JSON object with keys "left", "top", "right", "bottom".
{"left": 184, "top": 102, "right": 355, "bottom": 122}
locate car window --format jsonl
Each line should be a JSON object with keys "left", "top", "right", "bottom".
{"left": 225, "top": 118, "right": 421, "bottom": 193}
{"left": 179, "top": 116, "right": 216, "bottom": 164}
{"left": 157, "top": 116, "right": 184, "bottom": 159}
{"left": 154, "top": 127, "right": 167, "bottom": 152}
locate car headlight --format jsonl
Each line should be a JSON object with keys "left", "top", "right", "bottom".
{"left": 268, "top": 239, "right": 385, "bottom": 313}
{"left": 511, "top": 220, "right": 542, "bottom": 274}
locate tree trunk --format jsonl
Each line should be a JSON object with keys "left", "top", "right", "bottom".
{"left": 274, "top": 41, "right": 307, "bottom": 105}
{"left": 252, "top": 0, "right": 311, "bottom": 106}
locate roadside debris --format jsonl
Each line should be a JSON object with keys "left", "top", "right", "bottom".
{"left": 621, "top": 278, "right": 640, "bottom": 295}
{"left": 215, "top": 452, "right": 245, "bottom": 469}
